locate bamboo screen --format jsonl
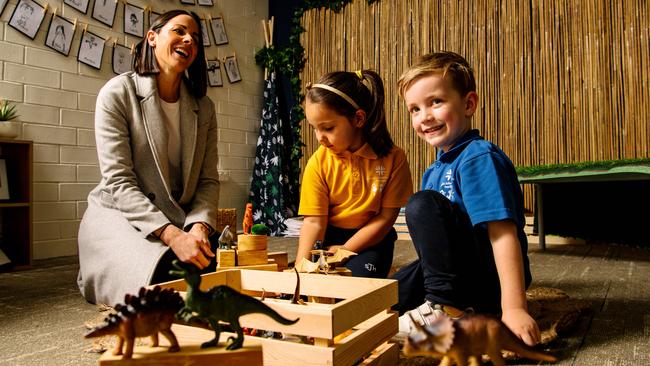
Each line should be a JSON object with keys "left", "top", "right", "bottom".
{"left": 298, "top": 0, "right": 650, "bottom": 211}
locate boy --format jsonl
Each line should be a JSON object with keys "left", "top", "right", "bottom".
{"left": 393, "top": 51, "right": 540, "bottom": 346}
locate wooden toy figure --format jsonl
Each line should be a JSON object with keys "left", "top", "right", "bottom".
{"left": 243, "top": 203, "right": 254, "bottom": 235}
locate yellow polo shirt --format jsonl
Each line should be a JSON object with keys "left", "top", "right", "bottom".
{"left": 299, "top": 144, "right": 413, "bottom": 229}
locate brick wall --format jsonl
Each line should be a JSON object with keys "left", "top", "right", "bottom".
{"left": 0, "top": 0, "right": 268, "bottom": 259}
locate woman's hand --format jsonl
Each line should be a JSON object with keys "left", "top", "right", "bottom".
{"left": 501, "top": 308, "right": 540, "bottom": 346}
{"left": 160, "top": 225, "right": 214, "bottom": 269}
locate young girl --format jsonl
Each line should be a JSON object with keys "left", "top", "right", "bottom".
{"left": 296, "top": 70, "right": 413, "bottom": 278}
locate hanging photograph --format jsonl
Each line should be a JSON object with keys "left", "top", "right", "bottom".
{"left": 63, "top": 0, "right": 90, "bottom": 14}
{"left": 8, "top": 0, "right": 46, "bottom": 40}
{"left": 112, "top": 43, "right": 132, "bottom": 74}
{"left": 45, "top": 14, "right": 75, "bottom": 56}
{"left": 207, "top": 60, "right": 222, "bottom": 87}
{"left": 210, "top": 16, "right": 228, "bottom": 45}
{"left": 123, "top": 3, "right": 144, "bottom": 38}
{"left": 1, "top": 0, "right": 11, "bottom": 15}
{"left": 78, "top": 29, "right": 106, "bottom": 70}
{"left": 149, "top": 10, "right": 160, "bottom": 27}
{"left": 197, "top": 0, "right": 213, "bottom": 6}
{"left": 224, "top": 55, "right": 241, "bottom": 83}
{"left": 92, "top": 0, "right": 118, "bottom": 27}
{"left": 0, "top": 159, "right": 9, "bottom": 200}
{"left": 200, "top": 18, "right": 210, "bottom": 47}
{"left": 179, "top": 0, "right": 195, "bottom": 4}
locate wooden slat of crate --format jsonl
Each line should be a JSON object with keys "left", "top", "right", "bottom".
{"left": 358, "top": 342, "right": 399, "bottom": 366}
{"left": 98, "top": 324, "right": 263, "bottom": 365}
{"left": 257, "top": 311, "right": 396, "bottom": 366}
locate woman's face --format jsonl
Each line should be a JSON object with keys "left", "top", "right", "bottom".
{"left": 148, "top": 14, "right": 199, "bottom": 76}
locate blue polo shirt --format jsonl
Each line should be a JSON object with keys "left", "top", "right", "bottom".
{"left": 421, "top": 129, "right": 530, "bottom": 282}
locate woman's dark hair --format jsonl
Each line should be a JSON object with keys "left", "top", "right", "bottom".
{"left": 132, "top": 10, "right": 207, "bottom": 98}
{"left": 306, "top": 70, "right": 394, "bottom": 157}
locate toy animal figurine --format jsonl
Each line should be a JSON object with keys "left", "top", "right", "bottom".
{"left": 170, "top": 260, "right": 299, "bottom": 350}
{"left": 243, "top": 203, "right": 254, "bottom": 234}
{"left": 84, "top": 286, "right": 184, "bottom": 359}
{"left": 403, "top": 314, "right": 557, "bottom": 366}
{"left": 218, "top": 225, "right": 235, "bottom": 249}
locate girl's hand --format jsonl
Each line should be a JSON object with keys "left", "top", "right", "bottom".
{"left": 501, "top": 308, "right": 540, "bottom": 346}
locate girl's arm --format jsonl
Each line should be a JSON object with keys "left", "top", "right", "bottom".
{"left": 338, "top": 207, "right": 400, "bottom": 253}
{"left": 295, "top": 215, "right": 328, "bottom": 264}
{"left": 489, "top": 219, "right": 540, "bottom": 346}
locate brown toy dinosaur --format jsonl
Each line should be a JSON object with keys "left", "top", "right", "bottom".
{"left": 403, "top": 314, "right": 557, "bottom": 366}
{"left": 84, "top": 286, "right": 184, "bottom": 359}
{"left": 243, "top": 203, "right": 254, "bottom": 234}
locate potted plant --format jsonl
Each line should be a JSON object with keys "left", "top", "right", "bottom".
{"left": 0, "top": 99, "right": 20, "bottom": 138}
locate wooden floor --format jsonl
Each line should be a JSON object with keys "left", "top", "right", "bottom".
{"left": 0, "top": 238, "right": 649, "bottom": 365}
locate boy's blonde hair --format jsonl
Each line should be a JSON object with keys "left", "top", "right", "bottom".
{"left": 397, "top": 51, "right": 476, "bottom": 99}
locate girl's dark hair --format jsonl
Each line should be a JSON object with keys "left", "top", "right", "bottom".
{"left": 132, "top": 10, "right": 207, "bottom": 98}
{"left": 306, "top": 70, "right": 394, "bottom": 157}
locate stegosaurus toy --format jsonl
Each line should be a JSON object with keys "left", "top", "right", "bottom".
{"left": 84, "top": 286, "right": 184, "bottom": 359}
{"left": 170, "top": 259, "right": 299, "bottom": 350}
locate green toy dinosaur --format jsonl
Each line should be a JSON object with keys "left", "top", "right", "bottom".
{"left": 170, "top": 260, "right": 299, "bottom": 350}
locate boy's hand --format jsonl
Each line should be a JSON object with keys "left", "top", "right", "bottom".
{"left": 326, "top": 245, "right": 343, "bottom": 254}
{"left": 501, "top": 308, "right": 540, "bottom": 346}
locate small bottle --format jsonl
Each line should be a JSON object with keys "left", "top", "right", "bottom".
{"left": 311, "top": 240, "right": 323, "bottom": 262}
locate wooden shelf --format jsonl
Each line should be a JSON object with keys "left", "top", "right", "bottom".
{"left": 0, "top": 139, "right": 33, "bottom": 268}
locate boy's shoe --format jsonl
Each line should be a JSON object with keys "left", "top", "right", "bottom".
{"left": 394, "top": 301, "right": 466, "bottom": 342}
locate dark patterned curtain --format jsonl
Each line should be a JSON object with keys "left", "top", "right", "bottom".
{"left": 249, "top": 71, "right": 287, "bottom": 235}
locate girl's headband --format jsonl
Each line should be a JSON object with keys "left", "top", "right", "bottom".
{"left": 310, "top": 83, "right": 360, "bottom": 110}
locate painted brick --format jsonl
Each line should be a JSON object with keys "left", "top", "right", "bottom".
{"left": 33, "top": 239, "right": 78, "bottom": 260}
{"left": 59, "top": 183, "right": 96, "bottom": 201}
{"left": 4, "top": 63, "right": 60, "bottom": 88}
{"left": 218, "top": 156, "right": 247, "bottom": 170}
{"left": 229, "top": 142, "right": 256, "bottom": 157}
{"left": 61, "top": 73, "right": 108, "bottom": 95}
{"left": 61, "top": 109, "right": 94, "bottom": 128}
{"left": 77, "top": 129, "right": 96, "bottom": 146}
{"left": 60, "top": 220, "right": 81, "bottom": 238}
{"left": 15, "top": 104, "right": 59, "bottom": 125}
{"left": 0, "top": 80, "right": 23, "bottom": 102}
{"left": 34, "top": 202, "right": 76, "bottom": 221}
{"left": 218, "top": 101, "right": 247, "bottom": 117}
{"left": 23, "top": 124, "right": 76, "bottom": 145}
{"left": 77, "top": 201, "right": 88, "bottom": 219}
{"left": 77, "top": 165, "right": 101, "bottom": 182}
{"left": 25, "top": 85, "right": 77, "bottom": 109}
{"left": 33, "top": 183, "right": 59, "bottom": 201}
{"left": 219, "top": 128, "right": 246, "bottom": 143}
{"left": 245, "top": 131, "right": 258, "bottom": 145}
{"left": 34, "top": 222, "right": 60, "bottom": 241}
{"left": 78, "top": 93, "right": 96, "bottom": 111}
{"left": 229, "top": 117, "right": 254, "bottom": 131}
{"left": 34, "top": 163, "right": 76, "bottom": 182}
{"left": 25, "top": 47, "right": 78, "bottom": 73}
{"left": 0, "top": 41, "right": 24, "bottom": 63}
{"left": 61, "top": 146, "right": 98, "bottom": 164}
{"left": 34, "top": 144, "right": 60, "bottom": 163}
{"left": 229, "top": 170, "right": 254, "bottom": 183}
{"left": 229, "top": 89, "right": 253, "bottom": 106}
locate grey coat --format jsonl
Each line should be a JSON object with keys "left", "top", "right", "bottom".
{"left": 77, "top": 72, "right": 220, "bottom": 306}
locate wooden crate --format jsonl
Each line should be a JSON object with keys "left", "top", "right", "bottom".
{"left": 156, "top": 269, "right": 399, "bottom": 366}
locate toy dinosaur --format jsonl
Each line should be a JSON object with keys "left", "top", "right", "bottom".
{"left": 243, "top": 203, "right": 254, "bottom": 234}
{"left": 170, "top": 260, "right": 299, "bottom": 350}
{"left": 218, "top": 225, "right": 235, "bottom": 249}
{"left": 84, "top": 286, "right": 184, "bottom": 359}
{"left": 404, "top": 314, "right": 557, "bottom": 366}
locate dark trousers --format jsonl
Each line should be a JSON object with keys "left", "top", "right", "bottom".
{"left": 392, "top": 190, "right": 524, "bottom": 315}
{"left": 323, "top": 225, "right": 396, "bottom": 278}
{"left": 151, "top": 233, "right": 220, "bottom": 284}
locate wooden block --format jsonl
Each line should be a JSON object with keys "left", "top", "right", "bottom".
{"left": 98, "top": 324, "right": 263, "bottom": 365}
{"left": 358, "top": 342, "right": 399, "bottom": 366}
{"left": 237, "top": 249, "right": 268, "bottom": 266}
{"left": 238, "top": 235, "right": 268, "bottom": 251}
{"left": 217, "top": 263, "right": 278, "bottom": 271}
{"left": 268, "top": 251, "right": 288, "bottom": 271}
{"left": 217, "top": 249, "right": 236, "bottom": 267}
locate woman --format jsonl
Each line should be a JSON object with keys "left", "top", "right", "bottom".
{"left": 77, "top": 10, "right": 220, "bottom": 306}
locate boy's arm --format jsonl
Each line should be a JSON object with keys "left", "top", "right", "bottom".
{"left": 295, "top": 215, "right": 328, "bottom": 264}
{"left": 336, "top": 207, "right": 400, "bottom": 253}
{"left": 488, "top": 219, "right": 541, "bottom": 346}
